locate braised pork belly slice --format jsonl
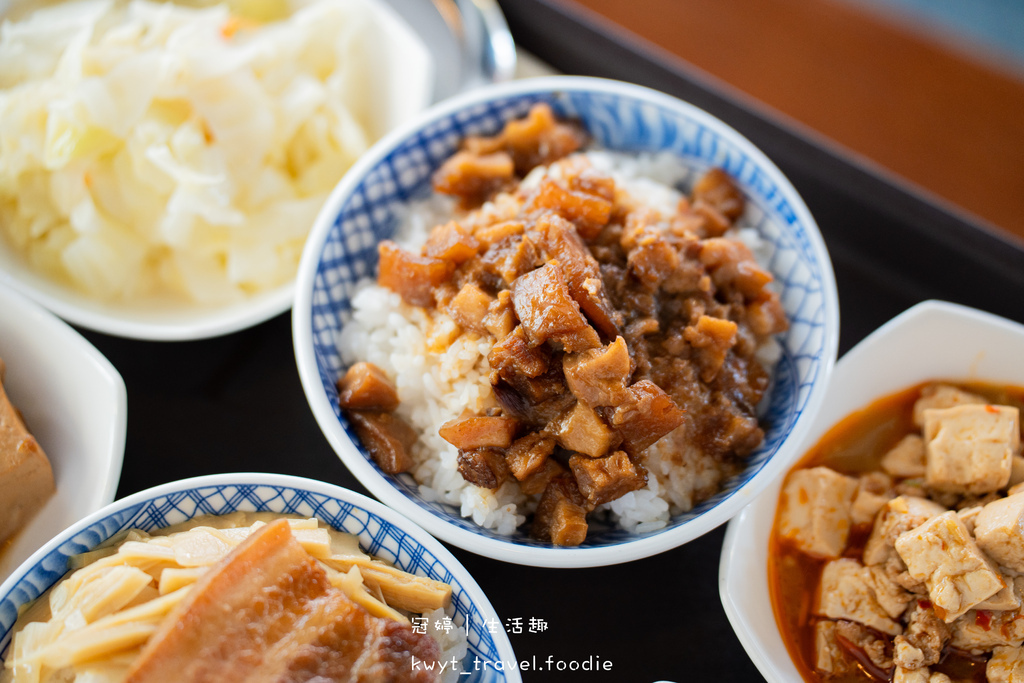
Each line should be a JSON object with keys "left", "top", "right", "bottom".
{"left": 125, "top": 520, "right": 441, "bottom": 683}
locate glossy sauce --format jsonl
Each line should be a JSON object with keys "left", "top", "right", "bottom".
{"left": 768, "top": 382, "right": 1024, "bottom": 683}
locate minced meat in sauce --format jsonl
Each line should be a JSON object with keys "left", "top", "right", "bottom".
{"left": 345, "top": 103, "right": 788, "bottom": 545}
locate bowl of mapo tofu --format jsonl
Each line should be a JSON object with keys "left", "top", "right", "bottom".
{"left": 0, "top": 473, "right": 519, "bottom": 683}
{"left": 294, "top": 76, "right": 839, "bottom": 567}
{"left": 721, "top": 301, "right": 1024, "bottom": 682}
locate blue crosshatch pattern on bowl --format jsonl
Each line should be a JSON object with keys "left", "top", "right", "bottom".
{"left": 0, "top": 484, "right": 508, "bottom": 682}
{"left": 308, "top": 86, "right": 829, "bottom": 549}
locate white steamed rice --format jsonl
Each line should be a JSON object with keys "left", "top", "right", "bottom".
{"left": 338, "top": 151, "right": 780, "bottom": 536}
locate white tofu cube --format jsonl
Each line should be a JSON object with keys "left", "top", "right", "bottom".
{"left": 816, "top": 558, "right": 903, "bottom": 635}
{"left": 863, "top": 496, "right": 948, "bottom": 566}
{"left": 976, "top": 493, "right": 1024, "bottom": 572}
{"left": 814, "top": 621, "right": 853, "bottom": 676}
{"left": 924, "top": 404, "right": 1019, "bottom": 494}
{"left": 913, "top": 384, "right": 986, "bottom": 427}
{"left": 882, "top": 434, "right": 927, "bottom": 478}
{"left": 894, "top": 668, "right": 950, "bottom": 683}
{"left": 974, "top": 568, "right": 1022, "bottom": 611}
{"left": 851, "top": 473, "right": 895, "bottom": 526}
{"left": 987, "top": 646, "right": 1024, "bottom": 683}
{"left": 868, "top": 564, "right": 912, "bottom": 618}
{"left": 952, "top": 609, "right": 1024, "bottom": 653}
{"left": 778, "top": 467, "right": 859, "bottom": 558}
{"left": 957, "top": 506, "right": 982, "bottom": 535}
{"left": 894, "top": 511, "right": 1005, "bottom": 622}
{"left": 1012, "top": 455, "right": 1024, "bottom": 487}
{"left": 893, "top": 666, "right": 930, "bottom": 683}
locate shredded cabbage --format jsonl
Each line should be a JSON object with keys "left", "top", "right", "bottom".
{"left": 0, "top": 0, "right": 430, "bottom": 304}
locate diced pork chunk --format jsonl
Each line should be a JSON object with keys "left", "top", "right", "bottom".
{"left": 609, "top": 380, "right": 686, "bottom": 457}
{"left": 569, "top": 451, "right": 647, "bottom": 508}
{"left": 548, "top": 401, "right": 617, "bottom": 459}
{"left": 488, "top": 326, "right": 549, "bottom": 379}
{"left": 627, "top": 231, "right": 681, "bottom": 290}
{"left": 534, "top": 214, "right": 620, "bottom": 337}
{"left": 974, "top": 492, "right": 1024, "bottom": 573}
{"left": 439, "top": 414, "right": 519, "bottom": 450}
{"left": 778, "top": 467, "right": 859, "bottom": 558}
{"left": 505, "top": 433, "right": 556, "bottom": 481}
{"left": 882, "top": 435, "right": 928, "bottom": 478}
{"left": 432, "top": 151, "right": 514, "bottom": 204}
{"left": 519, "top": 458, "right": 566, "bottom": 496}
{"left": 528, "top": 177, "right": 612, "bottom": 239}
{"left": 456, "top": 448, "right": 510, "bottom": 490}
{"left": 447, "top": 283, "right": 495, "bottom": 333}
{"left": 863, "top": 496, "right": 949, "bottom": 566}
{"left": 683, "top": 315, "right": 738, "bottom": 382}
{"left": 562, "top": 336, "right": 632, "bottom": 407}
{"left": 698, "top": 238, "right": 775, "bottom": 301}
{"left": 913, "top": 384, "right": 987, "bottom": 428}
{"left": 852, "top": 472, "right": 896, "bottom": 526}
{"left": 492, "top": 103, "right": 588, "bottom": 175}
{"left": 816, "top": 558, "right": 903, "bottom": 635}
{"left": 894, "top": 511, "right": 1004, "bottom": 622}
{"left": 377, "top": 241, "right": 454, "bottom": 308}
{"left": 345, "top": 410, "right": 417, "bottom": 474}
{"left": 511, "top": 263, "right": 600, "bottom": 352}
{"left": 893, "top": 601, "right": 950, "bottom": 669}
{"left": 0, "top": 369, "right": 55, "bottom": 545}
{"left": 532, "top": 475, "right": 588, "bottom": 546}
{"left": 692, "top": 167, "right": 745, "bottom": 222}
{"left": 987, "top": 645, "right": 1024, "bottom": 683}
{"left": 423, "top": 221, "right": 480, "bottom": 264}
{"left": 814, "top": 621, "right": 856, "bottom": 677}
{"left": 337, "top": 362, "right": 399, "bottom": 412}
{"left": 483, "top": 290, "right": 517, "bottom": 340}
{"left": 924, "top": 404, "right": 1018, "bottom": 494}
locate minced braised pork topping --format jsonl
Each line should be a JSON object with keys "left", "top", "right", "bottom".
{"left": 344, "top": 103, "right": 788, "bottom": 545}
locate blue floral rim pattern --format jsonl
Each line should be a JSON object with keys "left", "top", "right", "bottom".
{"left": 305, "top": 80, "right": 834, "bottom": 552}
{"left": 0, "top": 479, "right": 515, "bottom": 683}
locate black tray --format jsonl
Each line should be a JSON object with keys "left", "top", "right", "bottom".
{"left": 82, "top": 1, "right": 1024, "bottom": 681}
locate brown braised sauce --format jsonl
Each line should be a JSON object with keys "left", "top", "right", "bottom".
{"left": 362, "top": 104, "right": 789, "bottom": 544}
{"left": 769, "top": 381, "right": 1024, "bottom": 682}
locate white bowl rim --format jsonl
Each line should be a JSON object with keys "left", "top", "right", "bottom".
{"left": 0, "top": 282, "right": 126, "bottom": 523}
{"left": 0, "top": 472, "right": 521, "bottom": 682}
{"left": 718, "top": 299, "right": 1024, "bottom": 681}
{"left": 293, "top": 75, "right": 840, "bottom": 567}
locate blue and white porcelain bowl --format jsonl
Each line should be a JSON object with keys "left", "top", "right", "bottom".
{"left": 293, "top": 76, "right": 840, "bottom": 568}
{"left": 0, "top": 473, "right": 520, "bottom": 683}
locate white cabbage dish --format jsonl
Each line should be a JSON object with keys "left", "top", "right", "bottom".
{"left": 0, "top": 0, "right": 432, "bottom": 310}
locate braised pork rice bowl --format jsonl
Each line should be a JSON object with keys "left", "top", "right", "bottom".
{"left": 294, "top": 77, "right": 838, "bottom": 563}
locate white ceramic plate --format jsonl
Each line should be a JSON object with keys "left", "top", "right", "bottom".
{"left": 0, "top": 283, "right": 126, "bottom": 581}
{"left": 719, "top": 300, "right": 1024, "bottom": 681}
{"left": 0, "top": 0, "right": 514, "bottom": 340}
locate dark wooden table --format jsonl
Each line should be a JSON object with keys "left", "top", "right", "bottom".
{"left": 80, "top": 1, "right": 1024, "bottom": 681}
